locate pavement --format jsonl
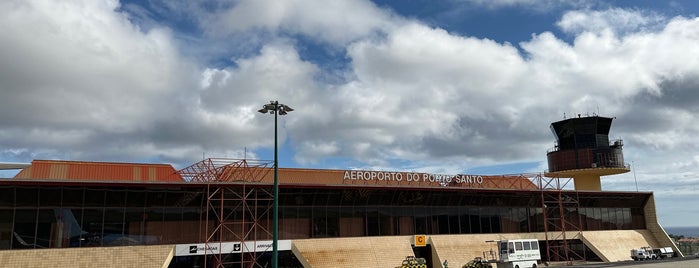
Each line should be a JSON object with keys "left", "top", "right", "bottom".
{"left": 614, "top": 258, "right": 699, "bottom": 268}
{"left": 556, "top": 257, "right": 699, "bottom": 268}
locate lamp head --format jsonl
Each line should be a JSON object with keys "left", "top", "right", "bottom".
{"left": 259, "top": 101, "right": 293, "bottom": 115}
{"left": 263, "top": 103, "right": 276, "bottom": 110}
{"left": 281, "top": 105, "right": 294, "bottom": 112}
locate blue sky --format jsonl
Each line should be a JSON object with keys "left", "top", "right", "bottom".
{"left": 2, "top": 0, "right": 699, "bottom": 227}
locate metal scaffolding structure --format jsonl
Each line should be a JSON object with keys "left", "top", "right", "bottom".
{"left": 179, "top": 158, "right": 274, "bottom": 268}
{"left": 535, "top": 174, "right": 586, "bottom": 265}
{"left": 178, "top": 158, "right": 273, "bottom": 183}
{"left": 177, "top": 160, "right": 590, "bottom": 266}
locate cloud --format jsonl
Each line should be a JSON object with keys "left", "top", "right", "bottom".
{"left": 289, "top": 22, "right": 544, "bottom": 166}
{"left": 191, "top": 42, "right": 322, "bottom": 154}
{"left": 2, "top": 0, "right": 699, "bottom": 203}
{"left": 557, "top": 8, "right": 666, "bottom": 35}
{"left": 0, "top": 0, "right": 193, "bottom": 159}
{"left": 202, "top": 0, "right": 399, "bottom": 46}
{"left": 198, "top": 44, "right": 319, "bottom": 113}
{"left": 0, "top": 0, "right": 294, "bottom": 165}
{"left": 287, "top": 10, "right": 699, "bottom": 180}
{"left": 463, "top": 0, "right": 592, "bottom": 12}
{"left": 0, "top": 0, "right": 184, "bottom": 128}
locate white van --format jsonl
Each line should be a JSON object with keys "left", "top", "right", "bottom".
{"left": 497, "top": 239, "right": 541, "bottom": 268}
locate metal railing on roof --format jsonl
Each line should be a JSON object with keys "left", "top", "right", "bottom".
{"left": 177, "top": 158, "right": 273, "bottom": 183}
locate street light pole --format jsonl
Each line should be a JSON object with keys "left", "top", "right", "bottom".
{"left": 258, "top": 100, "right": 293, "bottom": 268}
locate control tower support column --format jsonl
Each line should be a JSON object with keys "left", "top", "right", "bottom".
{"left": 545, "top": 115, "right": 629, "bottom": 191}
{"left": 573, "top": 173, "right": 601, "bottom": 191}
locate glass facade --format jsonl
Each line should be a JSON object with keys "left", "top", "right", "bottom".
{"left": 0, "top": 185, "right": 206, "bottom": 249}
{"left": 0, "top": 183, "right": 649, "bottom": 250}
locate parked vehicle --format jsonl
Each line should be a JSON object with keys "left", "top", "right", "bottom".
{"left": 651, "top": 247, "right": 674, "bottom": 259}
{"left": 630, "top": 247, "right": 657, "bottom": 261}
{"left": 396, "top": 255, "right": 427, "bottom": 268}
{"left": 462, "top": 257, "right": 492, "bottom": 268}
{"left": 496, "top": 239, "right": 540, "bottom": 268}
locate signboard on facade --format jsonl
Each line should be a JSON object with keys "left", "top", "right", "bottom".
{"left": 343, "top": 170, "right": 484, "bottom": 185}
{"left": 414, "top": 235, "right": 426, "bottom": 247}
{"left": 175, "top": 240, "right": 292, "bottom": 256}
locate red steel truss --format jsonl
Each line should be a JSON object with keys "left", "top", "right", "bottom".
{"left": 178, "top": 158, "right": 273, "bottom": 183}
{"left": 178, "top": 160, "right": 587, "bottom": 266}
{"left": 178, "top": 158, "right": 274, "bottom": 268}
{"left": 535, "top": 174, "right": 586, "bottom": 265}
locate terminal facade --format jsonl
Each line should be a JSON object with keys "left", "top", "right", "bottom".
{"left": 0, "top": 116, "right": 681, "bottom": 268}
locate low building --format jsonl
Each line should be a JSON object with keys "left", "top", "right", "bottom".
{"left": 0, "top": 116, "right": 680, "bottom": 267}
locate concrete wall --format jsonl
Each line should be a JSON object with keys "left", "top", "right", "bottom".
{"left": 581, "top": 230, "right": 660, "bottom": 262}
{"left": 643, "top": 195, "right": 683, "bottom": 257}
{"left": 0, "top": 229, "right": 669, "bottom": 267}
{"left": 0, "top": 244, "right": 174, "bottom": 268}
{"left": 429, "top": 233, "right": 549, "bottom": 267}
{"left": 290, "top": 230, "right": 667, "bottom": 268}
{"left": 292, "top": 236, "right": 415, "bottom": 268}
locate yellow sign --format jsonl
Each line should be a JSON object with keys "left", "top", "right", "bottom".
{"left": 414, "top": 235, "right": 426, "bottom": 247}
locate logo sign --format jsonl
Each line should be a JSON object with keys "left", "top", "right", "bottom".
{"left": 343, "top": 170, "right": 484, "bottom": 186}
{"left": 415, "top": 235, "right": 426, "bottom": 247}
{"left": 176, "top": 240, "right": 291, "bottom": 256}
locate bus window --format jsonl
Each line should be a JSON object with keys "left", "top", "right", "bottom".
{"left": 523, "top": 241, "right": 531, "bottom": 250}
{"left": 515, "top": 242, "right": 523, "bottom": 251}
{"left": 531, "top": 241, "right": 539, "bottom": 250}
{"left": 509, "top": 242, "right": 514, "bottom": 253}
{"left": 500, "top": 242, "right": 508, "bottom": 254}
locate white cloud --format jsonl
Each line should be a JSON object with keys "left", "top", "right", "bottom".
{"left": 0, "top": 0, "right": 193, "bottom": 157}
{"left": 288, "top": 22, "right": 542, "bottom": 166}
{"left": 464, "top": 0, "right": 592, "bottom": 12}
{"left": 198, "top": 43, "right": 319, "bottom": 113}
{"left": 0, "top": 0, "right": 191, "bottom": 132}
{"left": 522, "top": 15, "right": 699, "bottom": 101}
{"left": 204, "top": 0, "right": 399, "bottom": 45}
{"left": 295, "top": 141, "right": 340, "bottom": 164}
{"left": 292, "top": 9, "right": 699, "bottom": 184}
{"left": 557, "top": 8, "right": 666, "bottom": 35}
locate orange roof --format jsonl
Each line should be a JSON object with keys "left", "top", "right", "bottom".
{"left": 11, "top": 159, "right": 537, "bottom": 191}
{"left": 14, "top": 160, "right": 183, "bottom": 182}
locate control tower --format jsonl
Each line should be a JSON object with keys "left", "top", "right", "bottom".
{"left": 545, "top": 115, "right": 629, "bottom": 191}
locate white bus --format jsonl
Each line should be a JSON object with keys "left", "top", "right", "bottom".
{"left": 497, "top": 239, "right": 541, "bottom": 268}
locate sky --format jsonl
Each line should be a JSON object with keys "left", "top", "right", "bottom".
{"left": 1, "top": 0, "right": 699, "bottom": 227}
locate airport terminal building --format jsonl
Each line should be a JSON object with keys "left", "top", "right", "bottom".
{"left": 0, "top": 116, "right": 681, "bottom": 268}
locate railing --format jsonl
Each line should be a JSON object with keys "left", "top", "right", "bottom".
{"left": 547, "top": 139, "right": 624, "bottom": 153}
{"left": 547, "top": 147, "right": 627, "bottom": 172}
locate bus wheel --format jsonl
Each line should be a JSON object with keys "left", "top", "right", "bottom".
{"left": 532, "top": 264, "right": 537, "bottom": 268}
